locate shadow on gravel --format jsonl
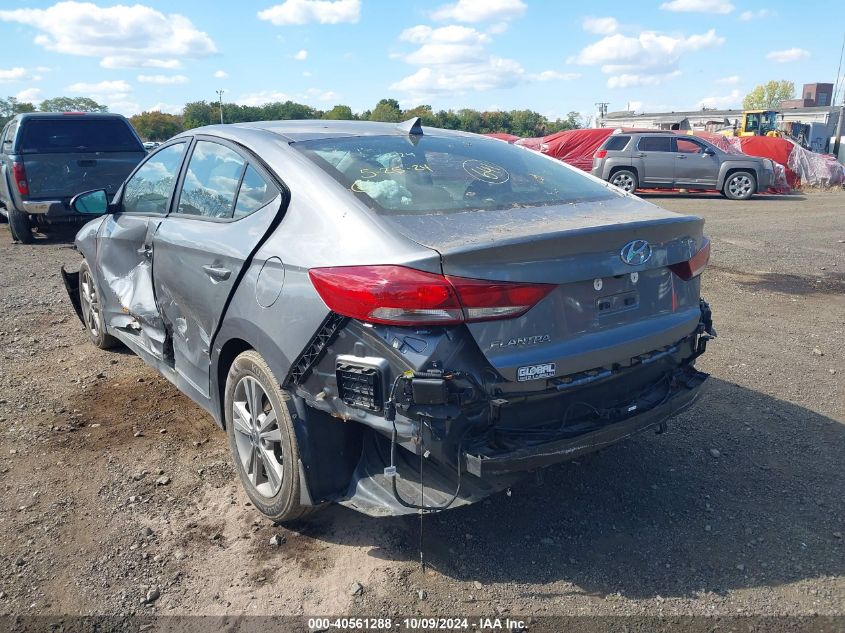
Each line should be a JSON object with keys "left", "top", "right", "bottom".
{"left": 314, "top": 378, "right": 845, "bottom": 599}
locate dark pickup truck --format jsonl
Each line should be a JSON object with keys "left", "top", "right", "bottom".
{"left": 0, "top": 112, "right": 146, "bottom": 243}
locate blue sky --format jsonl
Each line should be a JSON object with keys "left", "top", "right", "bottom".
{"left": 0, "top": 0, "right": 841, "bottom": 122}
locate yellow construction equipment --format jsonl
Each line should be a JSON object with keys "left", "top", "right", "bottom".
{"left": 720, "top": 110, "right": 780, "bottom": 137}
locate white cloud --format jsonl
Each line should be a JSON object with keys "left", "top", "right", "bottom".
{"left": 257, "top": 0, "right": 360, "bottom": 25}
{"left": 294, "top": 49, "right": 308, "bottom": 60}
{"left": 431, "top": 0, "right": 526, "bottom": 23}
{"left": 146, "top": 102, "right": 183, "bottom": 115}
{"left": 15, "top": 87, "right": 42, "bottom": 102}
{"left": 0, "top": 2, "right": 216, "bottom": 69}
{"left": 0, "top": 67, "right": 34, "bottom": 83}
{"left": 660, "top": 0, "right": 734, "bottom": 13}
{"left": 698, "top": 89, "right": 741, "bottom": 109}
{"left": 582, "top": 16, "right": 619, "bottom": 35}
{"left": 715, "top": 74, "right": 740, "bottom": 85}
{"left": 213, "top": 70, "right": 228, "bottom": 79}
{"left": 306, "top": 88, "right": 337, "bottom": 101}
{"left": 302, "top": 70, "right": 313, "bottom": 77}
{"left": 607, "top": 70, "right": 681, "bottom": 88}
{"left": 739, "top": 9, "right": 771, "bottom": 20}
{"left": 137, "top": 74, "right": 188, "bottom": 85}
{"left": 766, "top": 48, "right": 810, "bottom": 63}
{"left": 532, "top": 70, "right": 580, "bottom": 81}
{"left": 106, "top": 100, "right": 141, "bottom": 116}
{"left": 391, "top": 24, "right": 527, "bottom": 101}
{"left": 66, "top": 80, "right": 132, "bottom": 104}
{"left": 236, "top": 90, "right": 293, "bottom": 106}
{"left": 572, "top": 28, "right": 724, "bottom": 88}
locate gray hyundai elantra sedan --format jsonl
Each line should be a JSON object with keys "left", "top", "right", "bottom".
{"left": 62, "top": 119, "right": 715, "bottom": 522}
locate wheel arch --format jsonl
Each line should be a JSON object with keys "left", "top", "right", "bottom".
{"left": 718, "top": 164, "right": 758, "bottom": 191}
{"left": 608, "top": 164, "right": 638, "bottom": 181}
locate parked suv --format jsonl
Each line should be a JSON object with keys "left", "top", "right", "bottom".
{"left": 591, "top": 132, "right": 774, "bottom": 200}
{"left": 0, "top": 112, "right": 146, "bottom": 243}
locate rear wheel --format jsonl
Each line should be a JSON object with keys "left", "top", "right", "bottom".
{"left": 79, "top": 259, "right": 118, "bottom": 349}
{"left": 609, "top": 169, "right": 638, "bottom": 193}
{"left": 723, "top": 171, "right": 756, "bottom": 200}
{"left": 8, "top": 208, "right": 33, "bottom": 244}
{"left": 225, "top": 350, "right": 313, "bottom": 523}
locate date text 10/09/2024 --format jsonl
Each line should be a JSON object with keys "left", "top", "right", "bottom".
{"left": 306, "top": 617, "right": 528, "bottom": 631}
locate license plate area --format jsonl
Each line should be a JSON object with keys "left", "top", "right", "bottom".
{"left": 596, "top": 290, "right": 639, "bottom": 316}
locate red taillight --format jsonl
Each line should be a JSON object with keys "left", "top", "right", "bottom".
{"left": 594, "top": 149, "right": 608, "bottom": 159}
{"left": 12, "top": 162, "right": 28, "bottom": 196}
{"left": 308, "top": 265, "right": 555, "bottom": 326}
{"left": 669, "top": 238, "right": 711, "bottom": 280}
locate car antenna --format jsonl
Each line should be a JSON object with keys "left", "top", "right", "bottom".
{"left": 396, "top": 117, "right": 423, "bottom": 135}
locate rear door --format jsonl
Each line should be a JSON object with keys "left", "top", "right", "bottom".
{"left": 633, "top": 135, "right": 675, "bottom": 186}
{"left": 19, "top": 116, "right": 145, "bottom": 200}
{"left": 152, "top": 138, "right": 282, "bottom": 398}
{"left": 674, "top": 137, "right": 719, "bottom": 188}
{"left": 95, "top": 141, "right": 188, "bottom": 358}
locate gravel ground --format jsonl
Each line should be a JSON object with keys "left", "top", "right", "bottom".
{"left": 0, "top": 191, "right": 842, "bottom": 629}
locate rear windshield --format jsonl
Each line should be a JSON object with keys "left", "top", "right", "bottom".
{"left": 603, "top": 135, "right": 630, "bottom": 151}
{"left": 19, "top": 118, "right": 143, "bottom": 154}
{"left": 294, "top": 134, "right": 615, "bottom": 214}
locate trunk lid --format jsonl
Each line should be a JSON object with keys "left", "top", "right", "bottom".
{"left": 382, "top": 196, "right": 706, "bottom": 382}
{"left": 23, "top": 151, "right": 144, "bottom": 199}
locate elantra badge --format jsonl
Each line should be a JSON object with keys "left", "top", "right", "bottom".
{"left": 620, "top": 239, "right": 652, "bottom": 266}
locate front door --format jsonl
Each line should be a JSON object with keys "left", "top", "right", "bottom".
{"left": 634, "top": 135, "right": 675, "bottom": 186}
{"left": 152, "top": 138, "right": 282, "bottom": 399}
{"left": 674, "top": 137, "right": 719, "bottom": 188}
{"left": 95, "top": 141, "right": 188, "bottom": 359}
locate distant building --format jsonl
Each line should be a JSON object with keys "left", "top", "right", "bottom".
{"left": 781, "top": 83, "right": 834, "bottom": 109}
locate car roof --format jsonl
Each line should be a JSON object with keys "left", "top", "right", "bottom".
{"left": 15, "top": 112, "right": 128, "bottom": 120}
{"left": 188, "top": 119, "right": 474, "bottom": 142}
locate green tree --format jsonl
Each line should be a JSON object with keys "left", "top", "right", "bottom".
{"left": 369, "top": 98, "right": 402, "bottom": 122}
{"left": 402, "top": 104, "right": 438, "bottom": 126}
{"left": 0, "top": 96, "right": 36, "bottom": 126}
{"left": 182, "top": 101, "right": 217, "bottom": 129}
{"left": 39, "top": 96, "right": 107, "bottom": 112}
{"left": 742, "top": 80, "right": 795, "bottom": 110}
{"left": 129, "top": 111, "right": 183, "bottom": 141}
{"left": 323, "top": 104, "right": 354, "bottom": 120}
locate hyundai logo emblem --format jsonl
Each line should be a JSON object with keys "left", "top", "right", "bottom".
{"left": 620, "top": 240, "right": 652, "bottom": 266}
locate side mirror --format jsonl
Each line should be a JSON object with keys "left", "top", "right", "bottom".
{"left": 703, "top": 148, "right": 715, "bottom": 156}
{"left": 71, "top": 189, "right": 109, "bottom": 215}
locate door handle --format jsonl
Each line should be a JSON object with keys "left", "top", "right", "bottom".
{"left": 202, "top": 264, "right": 231, "bottom": 281}
{"left": 634, "top": 153, "right": 645, "bottom": 158}
{"left": 676, "top": 155, "right": 686, "bottom": 159}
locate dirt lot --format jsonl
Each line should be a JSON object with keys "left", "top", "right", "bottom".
{"left": 0, "top": 191, "right": 842, "bottom": 628}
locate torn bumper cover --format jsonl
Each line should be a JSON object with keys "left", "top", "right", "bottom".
{"left": 464, "top": 367, "right": 707, "bottom": 477}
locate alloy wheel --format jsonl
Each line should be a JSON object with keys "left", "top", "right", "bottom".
{"left": 79, "top": 269, "right": 101, "bottom": 339}
{"left": 231, "top": 376, "right": 285, "bottom": 498}
{"left": 728, "top": 174, "right": 752, "bottom": 198}
{"left": 612, "top": 173, "right": 635, "bottom": 192}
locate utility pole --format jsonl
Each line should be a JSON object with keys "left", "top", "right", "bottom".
{"left": 216, "top": 89, "right": 225, "bottom": 125}
{"left": 833, "top": 104, "right": 843, "bottom": 161}
{"left": 595, "top": 102, "right": 609, "bottom": 127}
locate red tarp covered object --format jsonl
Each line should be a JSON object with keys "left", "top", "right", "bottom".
{"left": 515, "top": 128, "right": 613, "bottom": 172}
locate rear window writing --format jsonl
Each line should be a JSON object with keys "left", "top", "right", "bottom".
{"left": 294, "top": 135, "right": 615, "bottom": 214}
{"left": 19, "top": 118, "right": 143, "bottom": 154}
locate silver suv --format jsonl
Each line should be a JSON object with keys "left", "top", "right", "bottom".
{"left": 591, "top": 132, "right": 773, "bottom": 200}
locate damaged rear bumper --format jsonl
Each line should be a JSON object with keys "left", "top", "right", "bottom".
{"left": 464, "top": 368, "right": 707, "bottom": 477}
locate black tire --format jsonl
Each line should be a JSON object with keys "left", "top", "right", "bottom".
{"left": 225, "top": 350, "right": 314, "bottom": 523}
{"left": 8, "top": 208, "right": 33, "bottom": 244}
{"left": 723, "top": 171, "right": 756, "bottom": 200}
{"left": 609, "top": 169, "right": 638, "bottom": 193}
{"left": 78, "top": 259, "right": 119, "bottom": 349}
